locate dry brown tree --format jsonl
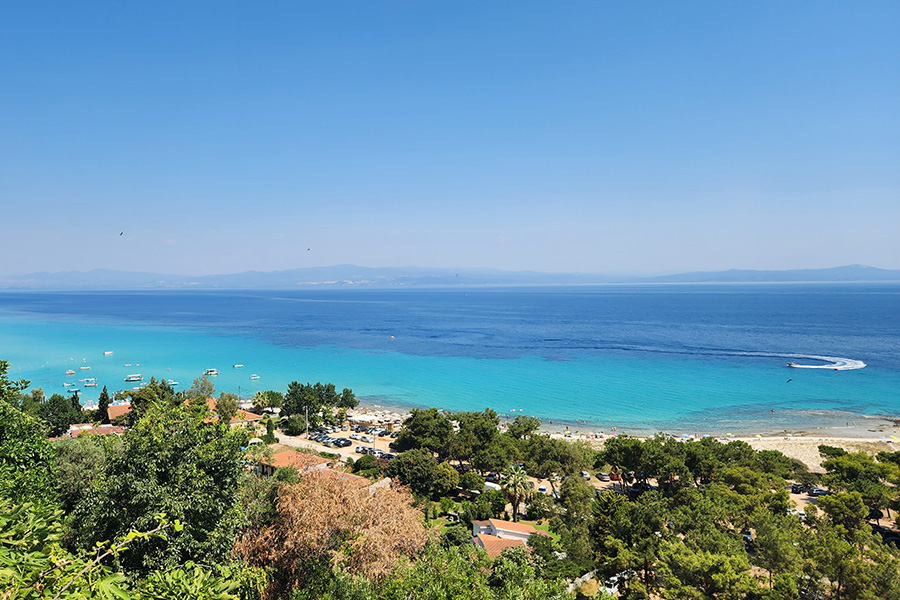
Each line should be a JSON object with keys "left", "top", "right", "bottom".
{"left": 234, "top": 471, "right": 431, "bottom": 597}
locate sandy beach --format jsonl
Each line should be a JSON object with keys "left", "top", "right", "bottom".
{"left": 276, "top": 403, "right": 900, "bottom": 474}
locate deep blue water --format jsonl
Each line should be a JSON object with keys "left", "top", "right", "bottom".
{"left": 1, "top": 284, "right": 898, "bottom": 435}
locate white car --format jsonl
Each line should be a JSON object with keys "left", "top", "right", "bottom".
{"left": 360, "top": 435, "right": 374, "bottom": 443}
{"left": 349, "top": 433, "right": 360, "bottom": 440}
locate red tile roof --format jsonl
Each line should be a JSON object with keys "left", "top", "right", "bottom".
{"left": 107, "top": 404, "right": 132, "bottom": 420}
{"left": 488, "top": 518, "right": 548, "bottom": 536}
{"left": 473, "top": 534, "right": 526, "bottom": 558}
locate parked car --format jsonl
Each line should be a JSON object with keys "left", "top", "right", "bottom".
{"left": 335, "top": 438, "right": 352, "bottom": 448}
{"left": 791, "top": 483, "right": 808, "bottom": 494}
{"left": 390, "top": 431, "right": 399, "bottom": 438}
{"left": 355, "top": 446, "right": 367, "bottom": 454}
{"left": 360, "top": 435, "right": 374, "bottom": 443}
{"left": 580, "top": 471, "right": 592, "bottom": 480}
{"left": 808, "top": 488, "right": 832, "bottom": 497}
{"left": 349, "top": 433, "right": 360, "bottom": 440}
{"left": 538, "top": 486, "right": 548, "bottom": 494}
{"left": 598, "top": 472, "right": 610, "bottom": 482}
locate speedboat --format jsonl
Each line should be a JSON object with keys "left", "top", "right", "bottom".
{"left": 103, "top": 351, "right": 114, "bottom": 355}
{"left": 233, "top": 364, "right": 244, "bottom": 368}
{"left": 167, "top": 380, "right": 179, "bottom": 386}
{"left": 204, "top": 368, "right": 219, "bottom": 376}
{"left": 84, "top": 381, "right": 98, "bottom": 387}
{"left": 124, "top": 374, "right": 143, "bottom": 382}
{"left": 66, "top": 369, "right": 76, "bottom": 375}
{"left": 80, "top": 366, "right": 91, "bottom": 371}
{"left": 787, "top": 362, "right": 799, "bottom": 368}
{"left": 249, "top": 374, "right": 260, "bottom": 380}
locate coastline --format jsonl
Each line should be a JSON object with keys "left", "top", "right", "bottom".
{"left": 349, "top": 400, "right": 900, "bottom": 473}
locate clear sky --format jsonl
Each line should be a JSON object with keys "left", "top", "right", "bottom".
{"left": 1, "top": 2, "right": 897, "bottom": 276}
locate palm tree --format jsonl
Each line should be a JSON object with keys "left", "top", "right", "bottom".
{"left": 501, "top": 464, "right": 531, "bottom": 522}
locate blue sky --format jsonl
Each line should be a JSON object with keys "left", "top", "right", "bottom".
{"left": 1, "top": 2, "right": 897, "bottom": 276}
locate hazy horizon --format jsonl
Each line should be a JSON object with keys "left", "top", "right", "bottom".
{"left": 2, "top": 3, "right": 898, "bottom": 277}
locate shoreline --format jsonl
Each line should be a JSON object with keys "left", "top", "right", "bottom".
{"left": 349, "top": 401, "right": 900, "bottom": 473}
{"left": 355, "top": 397, "right": 900, "bottom": 440}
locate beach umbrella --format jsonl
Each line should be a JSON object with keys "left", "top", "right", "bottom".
{"left": 892, "top": 436, "right": 898, "bottom": 440}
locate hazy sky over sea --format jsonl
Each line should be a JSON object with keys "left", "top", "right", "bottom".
{"left": 1, "top": 2, "right": 897, "bottom": 276}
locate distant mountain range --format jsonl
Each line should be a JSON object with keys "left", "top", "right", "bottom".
{"left": 0, "top": 264, "right": 898, "bottom": 290}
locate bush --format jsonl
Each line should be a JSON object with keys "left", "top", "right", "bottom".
{"left": 460, "top": 470, "right": 484, "bottom": 492}
{"left": 283, "top": 414, "right": 308, "bottom": 437}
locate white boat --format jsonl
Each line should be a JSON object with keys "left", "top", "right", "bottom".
{"left": 103, "top": 351, "right": 114, "bottom": 355}
{"left": 167, "top": 380, "right": 179, "bottom": 386}
{"left": 84, "top": 381, "right": 98, "bottom": 387}
{"left": 233, "top": 364, "right": 244, "bottom": 368}
{"left": 249, "top": 374, "right": 260, "bottom": 380}
{"left": 80, "top": 366, "right": 91, "bottom": 371}
{"left": 64, "top": 382, "right": 76, "bottom": 387}
{"left": 66, "top": 369, "right": 76, "bottom": 375}
{"left": 124, "top": 374, "right": 143, "bottom": 382}
{"left": 204, "top": 368, "right": 219, "bottom": 376}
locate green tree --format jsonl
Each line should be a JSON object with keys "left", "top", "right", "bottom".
{"left": 38, "top": 392, "right": 82, "bottom": 437}
{"left": 818, "top": 491, "right": 869, "bottom": 535}
{"left": 187, "top": 374, "right": 216, "bottom": 399}
{"left": 251, "top": 390, "right": 283, "bottom": 413}
{"left": 338, "top": 387, "right": 358, "bottom": 409}
{"left": 657, "top": 539, "right": 755, "bottom": 600}
{"left": 216, "top": 391, "right": 239, "bottom": 423}
{"left": 128, "top": 377, "right": 178, "bottom": 426}
{"left": 460, "top": 470, "right": 484, "bottom": 492}
{"left": 395, "top": 408, "right": 453, "bottom": 458}
{"left": 0, "top": 360, "right": 30, "bottom": 405}
{"left": 385, "top": 448, "right": 440, "bottom": 498}
{"left": 283, "top": 413, "right": 307, "bottom": 437}
{"left": 68, "top": 400, "right": 248, "bottom": 576}
{"left": 98, "top": 385, "right": 111, "bottom": 424}
{"left": 0, "top": 400, "right": 56, "bottom": 504}
{"left": 52, "top": 435, "right": 106, "bottom": 511}
{"left": 501, "top": 464, "right": 531, "bottom": 522}
{"left": 506, "top": 414, "right": 542, "bottom": 440}
{"left": 432, "top": 462, "right": 461, "bottom": 498}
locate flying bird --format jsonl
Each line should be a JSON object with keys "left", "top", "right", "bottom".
{"left": 120, "top": 232, "right": 124, "bottom": 236}
{"left": 787, "top": 379, "right": 792, "bottom": 383}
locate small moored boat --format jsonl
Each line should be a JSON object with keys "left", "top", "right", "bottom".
{"left": 66, "top": 369, "right": 76, "bottom": 375}
{"left": 124, "top": 374, "right": 143, "bottom": 382}
{"left": 233, "top": 364, "right": 244, "bottom": 368}
{"left": 249, "top": 374, "right": 260, "bottom": 380}
{"left": 204, "top": 368, "right": 219, "bottom": 376}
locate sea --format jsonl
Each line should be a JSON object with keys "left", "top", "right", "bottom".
{"left": 1, "top": 284, "right": 898, "bottom": 436}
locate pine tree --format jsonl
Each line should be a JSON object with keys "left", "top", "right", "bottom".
{"left": 98, "top": 385, "right": 110, "bottom": 424}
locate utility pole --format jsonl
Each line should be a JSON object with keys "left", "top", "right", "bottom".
{"left": 305, "top": 405, "right": 309, "bottom": 438}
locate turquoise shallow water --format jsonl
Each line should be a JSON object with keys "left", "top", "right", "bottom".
{"left": 1, "top": 286, "right": 898, "bottom": 435}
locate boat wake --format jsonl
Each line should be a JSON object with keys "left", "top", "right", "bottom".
{"left": 784, "top": 354, "right": 866, "bottom": 370}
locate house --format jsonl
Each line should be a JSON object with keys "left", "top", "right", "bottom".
{"left": 470, "top": 519, "right": 550, "bottom": 558}
{"left": 70, "top": 424, "right": 125, "bottom": 437}
{"left": 471, "top": 518, "right": 550, "bottom": 542}
{"left": 259, "top": 449, "right": 331, "bottom": 477}
{"left": 472, "top": 533, "right": 527, "bottom": 558}
{"left": 107, "top": 402, "right": 133, "bottom": 421}
{"left": 197, "top": 397, "right": 262, "bottom": 425}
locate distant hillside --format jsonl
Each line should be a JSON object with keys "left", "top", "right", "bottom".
{"left": 641, "top": 264, "right": 900, "bottom": 283}
{"left": 0, "top": 264, "right": 898, "bottom": 290}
